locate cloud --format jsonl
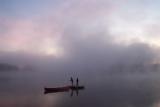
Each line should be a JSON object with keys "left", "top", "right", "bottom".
{"left": 0, "top": 18, "right": 63, "bottom": 56}
{"left": 0, "top": 0, "right": 160, "bottom": 72}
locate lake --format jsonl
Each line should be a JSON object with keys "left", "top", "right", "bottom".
{"left": 1, "top": 70, "right": 160, "bottom": 107}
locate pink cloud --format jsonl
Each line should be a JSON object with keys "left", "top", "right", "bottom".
{"left": 0, "top": 0, "right": 153, "bottom": 55}
{"left": 0, "top": 18, "right": 62, "bottom": 55}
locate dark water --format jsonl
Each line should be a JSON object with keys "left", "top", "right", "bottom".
{"left": 1, "top": 70, "right": 160, "bottom": 107}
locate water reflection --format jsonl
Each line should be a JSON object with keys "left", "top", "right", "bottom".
{"left": 44, "top": 85, "right": 85, "bottom": 97}
{"left": 1, "top": 71, "right": 160, "bottom": 107}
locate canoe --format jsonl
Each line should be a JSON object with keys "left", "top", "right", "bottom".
{"left": 45, "top": 86, "right": 70, "bottom": 91}
{"left": 69, "top": 86, "right": 85, "bottom": 90}
{"left": 44, "top": 85, "right": 85, "bottom": 94}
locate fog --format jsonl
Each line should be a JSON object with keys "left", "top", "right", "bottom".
{"left": 0, "top": 25, "right": 159, "bottom": 75}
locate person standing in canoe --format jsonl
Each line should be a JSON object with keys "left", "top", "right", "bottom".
{"left": 76, "top": 78, "right": 79, "bottom": 87}
{"left": 70, "top": 77, "right": 73, "bottom": 86}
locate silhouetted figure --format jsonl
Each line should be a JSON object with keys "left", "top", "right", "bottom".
{"left": 70, "top": 77, "right": 73, "bottom": 86}
{"left": 76, "top": 78, "right": 79, "bottom": 87}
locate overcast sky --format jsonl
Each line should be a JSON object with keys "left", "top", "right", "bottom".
{"left": 0, "top": 0, "right": 160, "bottom": 68}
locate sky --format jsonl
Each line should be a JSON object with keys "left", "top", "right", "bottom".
{"left": 0, "top": 0, "right": 160, "bottom": 68}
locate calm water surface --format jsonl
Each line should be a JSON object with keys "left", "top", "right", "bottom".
{"left": 1, "top": 70, "right": 160, "bottom": 107}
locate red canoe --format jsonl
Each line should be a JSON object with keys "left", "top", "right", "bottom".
{"left": 44, "top": 85, "right": 85, "bottom": 94}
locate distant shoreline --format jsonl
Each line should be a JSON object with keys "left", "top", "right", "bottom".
{"left": 0, "top": 63, "right": 19, "bottom": 71}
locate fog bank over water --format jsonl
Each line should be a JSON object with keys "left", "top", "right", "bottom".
{"left": 0, "top": 35, "right": 159, "bottom": 74}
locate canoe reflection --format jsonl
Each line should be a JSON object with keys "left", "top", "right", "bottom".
{"left": 44, "top": 85, "right": 85, "bottom": 96}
